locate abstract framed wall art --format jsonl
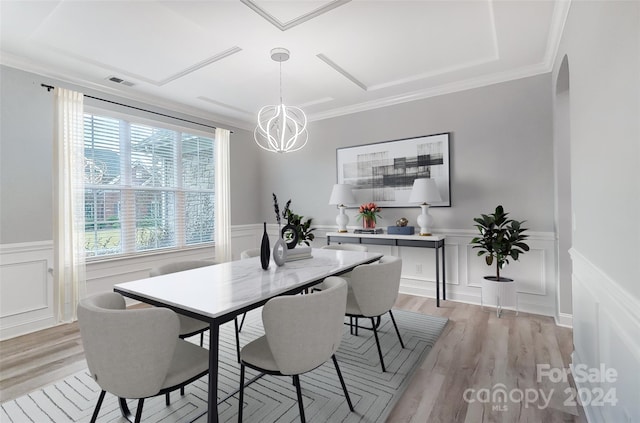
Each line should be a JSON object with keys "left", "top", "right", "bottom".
{"left": 336, "top": 133, "right": 451, "bottom": 207}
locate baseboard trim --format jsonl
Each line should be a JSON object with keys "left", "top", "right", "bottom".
{"left": 555, "top": 312, "right": 573, "bottom": 328}
{"left": 571, "top": 350, "right": 606, "bottom": 423}
{"left": 0, "top": 315, "right": 58, "bottom": 341}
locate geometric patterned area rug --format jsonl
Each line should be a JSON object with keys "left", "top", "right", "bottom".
{"left": 1, "top": 309, "right": 447, "bottom": 423}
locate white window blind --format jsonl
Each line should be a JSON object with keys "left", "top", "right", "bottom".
{"left": 83, "top": 112, "right": 214, "bottom": 258}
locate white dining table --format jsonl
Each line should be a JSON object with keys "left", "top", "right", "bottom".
{"left": 113, "top": 247, "right": 383, "bottom": 423}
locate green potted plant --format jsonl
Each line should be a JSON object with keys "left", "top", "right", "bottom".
{"left": 471, "top": 205, "right": 530, "bottom": 282}
{"left": 283, "top": 209, "right": 315, "bottom": 246}
{"left": 273, "top": 194, "right": 316, "bottom": 249}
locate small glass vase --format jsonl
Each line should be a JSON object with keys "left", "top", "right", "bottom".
{"left": 272, "top": 224, "right": 287, "bottom": 266}
{"left": 363, "top": 216, "right": 376, "bottom": 229}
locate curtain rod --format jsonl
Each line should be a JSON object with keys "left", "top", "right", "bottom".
{"left": 41, "top": 83, "right": 230, "bottom": 132}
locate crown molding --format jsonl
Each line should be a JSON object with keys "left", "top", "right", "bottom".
{"left": 543, "top": 0, "right": 572, "bottom": 71}
{"left": 1, "top": 0, "right": 570, "bottom": 130}
{"left": 0, "top": 53, "right": 254, "bottom": 131}
{"left": 308, "top": 62, "right": 550, "bottom": 122}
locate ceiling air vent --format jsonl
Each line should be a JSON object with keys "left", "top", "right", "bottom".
{"left": 107, "top": 76, "right": 134, "bottom": 87}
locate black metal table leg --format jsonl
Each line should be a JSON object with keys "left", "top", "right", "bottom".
{"left": 207, "top": 323, "right": 219, "bottom": 423}
{"left": 435, "top": 245, "right": 440, "bottom": 307}
{"left": 442, "top": 241, "right": 446, "bottom": 301}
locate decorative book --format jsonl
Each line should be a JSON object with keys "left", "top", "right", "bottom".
{"left": 354, "top": 228, "right": 384, "bottom": 234}
{"left": 387, "top": 226, "right": 415, "bottom": 235}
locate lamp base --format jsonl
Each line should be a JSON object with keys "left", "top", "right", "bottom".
{"left": 337, "top": 229, "right": 348, "bottom": 233}
{"left": 419, "top": 232, "right": 432, "bottom": 236}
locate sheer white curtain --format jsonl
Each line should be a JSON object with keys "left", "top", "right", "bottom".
{"left": 53, "top": 88, "right": 86, "bottom": 322}
{"left": 214, "top": 128, "right": 232, "bottom": 262}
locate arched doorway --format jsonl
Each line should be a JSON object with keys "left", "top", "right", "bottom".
{"left": 554, "top": 55, "right": 573, "bottom": 323}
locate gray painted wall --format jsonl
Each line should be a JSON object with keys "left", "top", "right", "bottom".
{"left": 0, "top": 66, "right": 54, "bottom": 243}
{"left": 554, "top": 1, "right": 639, "bottom": 298}
{"left": 257, "top": 74, "right": 555, "bottom": 235}
{"left": 0, "top": 65, "right": 261, "bottom": 244}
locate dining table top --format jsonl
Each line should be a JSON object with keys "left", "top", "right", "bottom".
{"left": 114, "top": 248, "right": 383, "bottom": 322}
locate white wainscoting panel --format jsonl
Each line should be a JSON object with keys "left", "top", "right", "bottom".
{"left": 570, "top": 249, "right": 640, "bottom": 423}
{"left": 0, "top": 225, "right": 559, "bottom": 339}
{"left": 0, "top": 241, "right": 55, "bottom": 340}
{"left": 0, "top": 225, "right": 263, "bottom": 339}
{"left": 313, "top": 226, "right": 557, "bottom": 317}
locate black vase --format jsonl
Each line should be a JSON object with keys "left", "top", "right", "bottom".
{"left": 260, "top": 222, "right": 270, "bottom": 270}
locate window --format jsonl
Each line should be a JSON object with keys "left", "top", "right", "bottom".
{"left": 83, "top": 112, "right": 215, "bottom": 258}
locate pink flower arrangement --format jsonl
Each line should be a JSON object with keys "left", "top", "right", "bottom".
{"left": 357, "top": 202, "right": 381, "bottom": 223}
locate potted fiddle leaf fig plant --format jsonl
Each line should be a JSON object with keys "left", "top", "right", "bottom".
{"left": 471, "top": 205, "right": 530, "bottom": 282}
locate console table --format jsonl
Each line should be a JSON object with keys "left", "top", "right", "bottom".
{"left": 326, "top": 232, "right": 446, "bottom": 307}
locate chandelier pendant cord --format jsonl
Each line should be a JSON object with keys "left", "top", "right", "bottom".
{"left": 279, "top": 61, "right": 283, "bottom": 105}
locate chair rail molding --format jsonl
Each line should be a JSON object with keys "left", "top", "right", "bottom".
{"left": 0, "top": 225, "right": 265, "bottom": 340}
{"left": 0, "top": 225, "right": 562, "bottom": 339}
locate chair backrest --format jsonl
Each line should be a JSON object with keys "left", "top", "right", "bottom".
{"left": 150, "top": 259, "right": 217, "bottom": 277}
{"left": 240, "top": 248, "right": 261, "bottom": 259}
{"left": 349, "top": 256, "right": 403, "bottom": 317}
{"left": 262, "top": 277, "right": 347, "bottom": 375}
{"left": 77, "top": 292, "right": 180, "bottom": 398}
{"left": 321, "top": 244, "right": 368, "bottom": 252}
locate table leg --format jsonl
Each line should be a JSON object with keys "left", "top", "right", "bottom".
{"left": 207, "top": 323, "right": 219, "bottom": 423}
{"left": 435, "top": 246, "right": 440, "bottom": 307}
{"left": 442, "top": 242, "right": 446, "bottom": 301}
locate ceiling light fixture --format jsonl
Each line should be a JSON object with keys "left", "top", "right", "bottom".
{"left": 254, "top": 48, "right": 308, "bottom": 153}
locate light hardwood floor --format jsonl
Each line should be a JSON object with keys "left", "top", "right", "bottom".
{"left": 0, "top": 295, "right": 586, "bottom": 422}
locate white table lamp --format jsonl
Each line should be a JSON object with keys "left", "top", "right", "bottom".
{"left": 329, "top": 184, "right": 355, "bottom": 233}
{"left": 408, "top": 178, "right": 442, "bottom": 236}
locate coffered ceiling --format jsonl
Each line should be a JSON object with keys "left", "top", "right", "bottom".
{"left": 0, "top": 1, "right": 570, "bottom": 129}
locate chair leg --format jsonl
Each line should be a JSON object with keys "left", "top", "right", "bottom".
{"left": 165, "top": 392, "right": 170, "bottom": 406}
{"left": 134, "top": 398, "right": 145, "bottom": 423}
{"left": 119, "top": 397, "right": 133, "bottom": 420}
{"left": 181, "top": 386, "right": 185, "bottom": 395}
{"left": 238, "top": 364, "right": 245, "bottom": 423}
{"left": 237, "top": 312, "right": 247, "bottom": 332}
{"left": 332, "top": 355, "right": 354, "bottom": 412}
{"left": 388, "top": 310, "right": 405, "bottom": 349}
{"left": 200, "top": 331, "right": 204, "bottom": 347}
{"left": 89, "top": 390, "right": 106, "bottom": 423}
{"left": 371, "top": 317, "right": 386, "bottom": 372}
{"left": 293, "top": 375, "right": 306, "bottom": 423}
{"left": 234, "top": 318, "right": 241, "bottom": 363}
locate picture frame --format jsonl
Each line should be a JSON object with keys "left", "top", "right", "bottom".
{"left": 336, "top": 133, "right": 451, "bottom": 208}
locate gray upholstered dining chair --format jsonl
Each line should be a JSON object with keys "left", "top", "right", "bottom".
{"left": 345, "top": 255, "right": 404, "bottom": 372}
{"left": 236, "top": 249, "right": 262, "bottom": 331}
{"left": 314, "top": 244, "right": 370, "bottom": 290}
{"left": 77, "top": 292, "right": 209, "bottom": 423}
{"left": 150, "top": 259, "right": 217, "bottom": 347}
{"left": 321, "top": 244, "right": 369, "bottom": 252}
{"left": 150, "top": 258, "right": 243, "bottom": 402}
{"left": 240, "top": 248, "right": 261, "bottom": 259}
{"left": 238, "top": 277, "right": 354, "bottom": 423}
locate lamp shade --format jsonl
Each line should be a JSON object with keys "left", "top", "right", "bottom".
{"left": 328, "top": 184, "right": 355, "bottom": 206}
{"left": 408, "top": 178, "right": 442, "bottom": 204}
